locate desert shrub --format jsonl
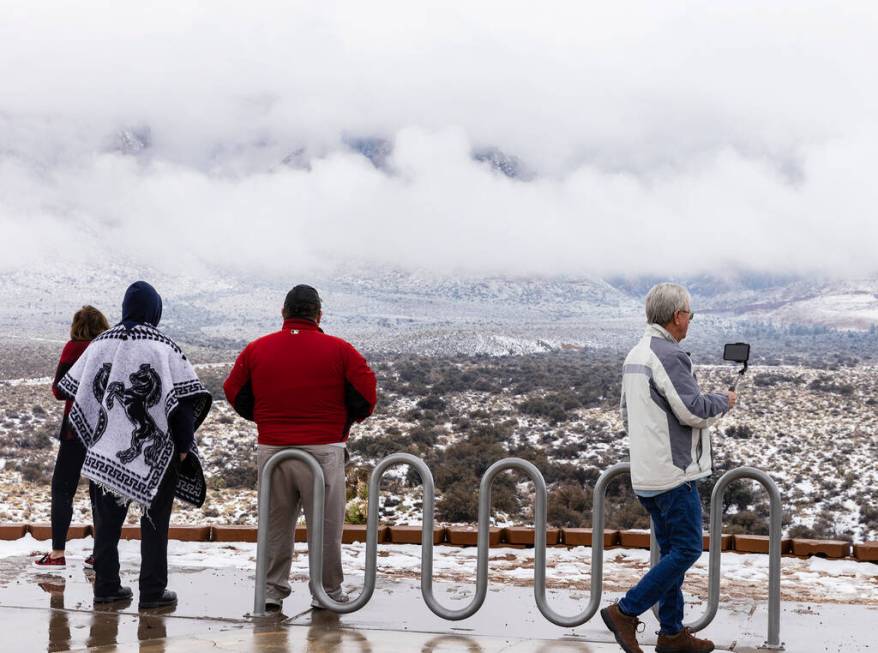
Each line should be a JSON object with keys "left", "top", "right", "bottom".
{"left": 787, "top": 524, "right": 818, "bottom": 539}
{"left": 430, "top": 433, "right": 520, "bottom": 521}
{"left": 407, "top": 426, "right": 438, "bottom": 448}
{"left": 808, "top": 376, "right": 854, "bottom": 396}
{"left": 13, "top": 427, "right": 53, "bottom": 450}
{"left": 437, "top": 483, "right": 479, "bottom": 522}
{"left": 606, "top": 495, "right": 651, "bottom": 530}
{"left": 725, "top": 424, "right": 754, "bottom": 439}
{"left": 19, "top": 459, "right": 51, "bottom": 483}
{"left": 753, "top": 373, "right": 801, "bottom": 387}
{"left": 417, "top": 396, "right": 447, "bottom": 411}
{"left": 196, "top": 367, "right": 229, "bottom": 399}
{"left": 345, "top": 498, "right": 368, "bottom": 524}
{"left": 517, "top": 397, "right": 569, "bottom": 424}
{"left": 221, "top": 461, "right": 258, "bottom": 489}
{"left": 349, "top": 434, "right": 410, "bottom": 459}
{"left": 550, "top": 440, "right": 582, "bottom": 459}
{"left": 547, "top": 483, "right": 593, "bottom": 527}
{"left": 725, "top": 510, "right": 769, "bottom": 535}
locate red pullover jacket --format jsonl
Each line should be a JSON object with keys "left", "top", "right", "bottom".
{"left": 52, "top": 339, "right": 91, "bottom": 440}
{"left": 223, "top": 318, "right": 377, "bottom": 446}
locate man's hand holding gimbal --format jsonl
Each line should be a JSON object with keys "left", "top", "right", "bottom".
{"left": 727, "top": 390, "right": 737, "bottom": 410}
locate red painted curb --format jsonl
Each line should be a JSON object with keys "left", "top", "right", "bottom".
{"left": 167, "top": 525, "right": 211, "bottom": 542}
{"left": 702, "top": 533, "right": 733, "bottom": 552}
{"left": 504, "top": 527, "right": 561, "bottom": 546}
{"left": 733, "top": 534, "right": 792, "bottom": 554}
{"left": 341, "top": 524, "right": 389, "bottom": 544}
{"left": 446, "top": 527, "right": 504, "bottom": 546}
{"left": 211, "top": 525, "right": 258, "bottom": 543}
{"left": 0, "top": 524, "right": 28, "bottom": 540}
{"left": 619, "top": 530, "right": 651, "bottom": 549}
{"left": 853, "top": 542, "right": 878, "bottom": 562}
{"left": 389, "top": 525, "right": 446, "bottom": 545}
{"left": 28, "top": 523, "right": 92, "bottom": 541}
{"left": 791, "top": 538, "right": 851, "bottom": 559}
{"left": 561, "top": 528, "right": 619, "bottom": 548}
{"left": 120, "top": 525, "right": 141, "bottom": 540}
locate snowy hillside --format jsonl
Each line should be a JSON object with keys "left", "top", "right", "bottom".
{"left": 3, "top": 265, "right": 878, "bottom": 358}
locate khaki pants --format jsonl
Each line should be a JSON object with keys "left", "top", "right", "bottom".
{"left": 257, "top": 444, "right": 347, "bottom": 601}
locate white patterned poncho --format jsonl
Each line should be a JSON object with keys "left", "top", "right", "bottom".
{"left": 58, "top": 324, "right": 212, "bottom": 508}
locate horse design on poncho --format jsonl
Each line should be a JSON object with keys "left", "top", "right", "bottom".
{"left": 104, "top": 363, "right": 166, "bottom": 466}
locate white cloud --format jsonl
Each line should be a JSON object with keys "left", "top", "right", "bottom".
{"left": 1, "top": 1, "right": 877, "bottom": 279}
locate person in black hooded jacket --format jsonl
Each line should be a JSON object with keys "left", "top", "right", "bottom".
{"left": 88, "top": 281, "right": 199, "bottom": 608}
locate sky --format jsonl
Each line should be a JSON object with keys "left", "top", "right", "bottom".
{"left": 1, "top": 1, "right": 876, "bottom": 281}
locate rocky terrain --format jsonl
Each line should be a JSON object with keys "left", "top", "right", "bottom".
{"left": 1, "top": 342, "right": 875, "bottom": 542}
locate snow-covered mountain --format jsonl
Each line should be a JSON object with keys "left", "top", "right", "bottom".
{"left": 2, "top": 263, "right": 877, "bottom": 356}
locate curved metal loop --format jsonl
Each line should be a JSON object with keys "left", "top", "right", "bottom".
{"left": 253, "top": 449, "right": 334, "bottom": 616}
{"left": 424, "top": 458, "right": 630, "bottom": 625}
{"left": 685, "top": 466, "right": 784, "bottom": 649}
{"left": 252, "top": 449, "right": 782, "bottom": 651}
{"left": 253, "top": 451, "right": 441, "bottom": 617}
{"left": 329, "top": 452, "right": 436, "bottom": 614}
{"left": 420, "top": 457, "right": 548, "bottom": 621}
{"left": 535, "top": 461, "right": 631, "bottom": 627}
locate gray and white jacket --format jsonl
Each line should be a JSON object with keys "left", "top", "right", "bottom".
{"left": 621, "top": 324, "right": 729, "bottom": 492}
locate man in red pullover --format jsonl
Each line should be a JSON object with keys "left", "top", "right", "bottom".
{"left": 224, "top": 285, "right": 377, "bottom": 611}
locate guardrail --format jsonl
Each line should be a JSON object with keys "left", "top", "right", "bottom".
{"left": 252, "top": 450, "right": 783, "bottom": 650}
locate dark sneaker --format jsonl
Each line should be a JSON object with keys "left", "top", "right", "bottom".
{"left": 139, "top": 590, "right": 177, "bottom": 609}
{"left": 265, "top": 599, "right": 282, "bottom": 613}
{"left": 656, "top": 627, "right": 715, "bottom": 653}
{"left": 84, "top": 555, "right": 95, "bottom": 570}
{"left": 32, "top": 553, "right": 66, "bottom": 570}
{"left": 94, "top": 586, "right": 133, "bottom": 603}
{"left": 600, "top": 602, "right": 645, "bottom": 653}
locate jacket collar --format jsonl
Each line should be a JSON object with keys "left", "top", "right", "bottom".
{"left": 282, "top": 318, "right": 324, "bottom": 333}
{"left": 645, "top": 323, "right": 678, "bottom": 344}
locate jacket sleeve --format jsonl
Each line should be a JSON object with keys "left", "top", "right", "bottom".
{"left": 52, "top": 362, "right": 73, "bottom": 400}
{"left": 343, "top": 343, "right": 377, "bottom": 421}
{"left": 620, "top": 388, "right": 628, "bottom": 435}
{"left": 51, "top": 342, "right": 76, "bottom": 400}
{"left": 223, "top": 346, "right": 255, "bottom": 421}
{"left": 652, "top": 350, "right": 728, "bottom": 429}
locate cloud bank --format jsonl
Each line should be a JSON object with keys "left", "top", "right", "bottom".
{"left": 1, "top": 1, "right": 877, "bottom": 280}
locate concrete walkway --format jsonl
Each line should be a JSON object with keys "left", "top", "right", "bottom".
{"left": 1, "top": 544, "right": 872, "bottom": 652}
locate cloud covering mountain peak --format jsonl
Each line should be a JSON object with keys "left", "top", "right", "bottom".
{"left": 1, "top": 2, "right": 877, "bottom": 279}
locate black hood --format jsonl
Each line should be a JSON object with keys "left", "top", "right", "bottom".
{"left": 120, "top": 281, "right": 162, "bottom": 329}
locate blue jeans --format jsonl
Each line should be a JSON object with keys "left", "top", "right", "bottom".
{"left": 618, "top": 481, "right": 703, "bottom": 635}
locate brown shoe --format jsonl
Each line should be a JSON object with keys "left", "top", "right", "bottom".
{"left": 600, "top": 602, "right": 644, "bottom": 653}
{"left": 655, "top": 627, "right": 715, "bottom": 653}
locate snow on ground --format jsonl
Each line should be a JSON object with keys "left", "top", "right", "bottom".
{"left": 4, "top": 535, "right": 876, "bottom": 606}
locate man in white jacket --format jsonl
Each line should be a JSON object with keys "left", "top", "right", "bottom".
{"left": 601, "top": 283, "right": 735, "bottom": 653}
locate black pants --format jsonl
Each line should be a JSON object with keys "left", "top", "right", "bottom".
{"left": 91, "top": 459, "right": 178, "bottom": 600}
{"left": 50, "top": 438, "right": 96, "bottom": 551}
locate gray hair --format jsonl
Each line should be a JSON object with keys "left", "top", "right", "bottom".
{"left": 645, "top": 283, "right": 691, "bottom": 325}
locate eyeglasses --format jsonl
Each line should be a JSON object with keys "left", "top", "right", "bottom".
{"left": 677, "top": 309, "right": 695, "bottom": 320}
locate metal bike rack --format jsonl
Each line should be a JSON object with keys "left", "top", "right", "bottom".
{"left": 645, "top": 467, "right": 784, "bottom": 650}
{"left": 695, "top": 467, "right": 784, "bottom": 650}
{"left": 252, "top": 450, "right": 783, "bottom": 650}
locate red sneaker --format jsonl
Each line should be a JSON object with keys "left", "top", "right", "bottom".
{"left": 32, "top": 553, "right": 66, "bottom": 570}
{"left": 84, "top": 555, "right": 95, "bottom": 570}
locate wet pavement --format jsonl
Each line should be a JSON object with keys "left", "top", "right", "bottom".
{"left": 0, "top": 552, "right": 732, "bottom": 652}
{"left": 1, "top": 545, "right": 871, "bottom": 651}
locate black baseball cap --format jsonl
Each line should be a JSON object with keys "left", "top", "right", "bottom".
{"left": 284, "top": 284, "right": 322, "bottom": 316}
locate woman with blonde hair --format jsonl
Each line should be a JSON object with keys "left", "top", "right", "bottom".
{"left": 33, "top": 305, "right": 110, "bottom": 569}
